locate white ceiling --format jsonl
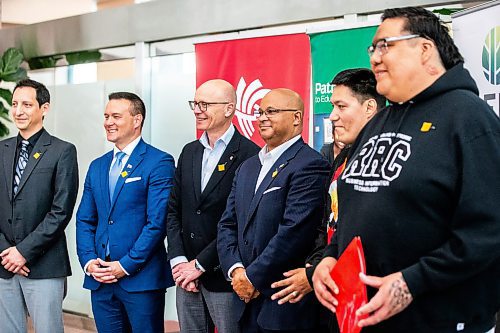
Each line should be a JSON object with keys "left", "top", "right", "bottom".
{"left": 1, "top": 0, "right": 97, "bottom": 25}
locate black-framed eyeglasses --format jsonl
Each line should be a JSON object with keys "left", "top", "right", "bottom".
{"left": 188, "top": 100, "right": 230, "bottom": 112}
{"left": 367, "top": 34, "right": 421, "bottom": 57}
{"left": 255, "top": 108, "right": 299, "bottom": 118}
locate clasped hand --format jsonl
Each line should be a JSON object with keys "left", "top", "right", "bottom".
{"left": 231, "top": 268, "right": 259, "bottom": 303}
{"left": 0, "top": 247, "right": 30, "bottom": 276}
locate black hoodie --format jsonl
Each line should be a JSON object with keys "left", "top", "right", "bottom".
{"left": 326, "top": 64, "right": 500, "bottom": 333}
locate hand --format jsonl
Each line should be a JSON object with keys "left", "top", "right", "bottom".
{"left": 185, "top": 280, "right": 200, "bottom": 293}
{"left": 312, "top": 257, "right": 339, "bottom": 313}
{"left": 16, "top": 265, "right": 30, "bottom": 277}
{"left": 96, "top": 258, "right": 127, "bottom": 280}
{"left": 86, "top": 259, "right": 117, "bottom": 283}
{"left": 173, "top": 260, "right": 203, "bottom": 290}
{"left": 231, "top": 268, "right": 257, "bottom": 303}
{"left": 356, "top": 272, "right": 413, "bottom": 327}
{"left": 271, "top": 267, "right": 312, "bottom": 304}
{"left": 1, "top": 247, "right": 27, "bottom": 274}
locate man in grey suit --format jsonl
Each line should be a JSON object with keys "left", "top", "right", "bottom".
{"left": 0, "top": 79, "right": 79, "bottom": 333}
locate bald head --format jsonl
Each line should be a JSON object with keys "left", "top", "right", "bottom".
{"left": 263, "top": 88, "right": 304, "bottom": 115}
{"left": 258, "top": 88, "right": 304, "bottom": 151}
{"left": 197, "top": 79, "right": 236, "bottom": 105}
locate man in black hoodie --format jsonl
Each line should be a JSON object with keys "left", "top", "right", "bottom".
{"left": 313, "top": 7, "right": 500, "bottom": 333}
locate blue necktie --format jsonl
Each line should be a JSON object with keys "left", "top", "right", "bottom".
{"left": 13, "top": 140, "right": 30, "bottom": 195}
{"left": 109, "top": 151, "right": 126, "bottom": 201}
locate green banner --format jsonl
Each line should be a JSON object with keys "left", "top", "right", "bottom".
{"left": 311, "top": 26, "right": 377, "bottom": 115}
{"left": 310, "top": 26, "right": 377, "bottom": 150}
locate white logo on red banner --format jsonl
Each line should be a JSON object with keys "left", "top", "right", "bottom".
{"left": 235, "top": 77, "right": 270, "bottom": 139}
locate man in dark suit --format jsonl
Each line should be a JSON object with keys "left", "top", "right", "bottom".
{"left": 217, "top": 88, "right": 330, "bottom": 332}
{"left": 167, "top": 79, "right": 259, "bottom": 333}
{"left": 0, "top": 79, "right": 79, "bottom": 333}
{"left": 76, "top": 92, "right": 175, "bottom": 333}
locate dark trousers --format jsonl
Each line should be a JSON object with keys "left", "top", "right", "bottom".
{"left": 91, "top": 283, "right": 165, "bottom": 333}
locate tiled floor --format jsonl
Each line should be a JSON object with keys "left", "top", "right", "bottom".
{"left": 27, "top": 312, "right": 180, "bottom": 333}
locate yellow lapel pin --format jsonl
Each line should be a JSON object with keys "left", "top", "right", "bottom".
{"left": 33, "top": 152, "right": 41, "bottom": 159}
{"left": 421, "top": 122, "right": 433, "bottom": 132}
{"left": 218, "top": 164, "right": 226, "bottom": 172}
{"left": 272, "top": 169, "right": 278, "bottom": 178}
{"left": 121, "top": 171, "right": 128, "bottom": 178}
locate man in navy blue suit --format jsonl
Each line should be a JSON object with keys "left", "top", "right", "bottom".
{"left": 217, "top": 88, "right": 330, "bottom": 332}
{"left": 76, "top": 92, "right": 175, "bottom": 332}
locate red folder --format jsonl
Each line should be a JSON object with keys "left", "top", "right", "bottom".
{"left": 330, "top": 236, "right": 368, "bottom": 333}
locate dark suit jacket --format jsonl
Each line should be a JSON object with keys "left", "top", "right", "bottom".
{"left": 76, "top": 139, "right": 175, "bottom": 292}
{"left": 167, "top": 129, "right": 259, "bottom": 291}
{"left": 217, "top": 138, "right": 330, "bottom": 330}
{"left": 0, "top": 129, "right": 79, "bottom": 279}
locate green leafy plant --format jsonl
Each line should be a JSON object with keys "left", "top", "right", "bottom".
{"left": 0, "top": 48, "right": 28, "bottom": 138}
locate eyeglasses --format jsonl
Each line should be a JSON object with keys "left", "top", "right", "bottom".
{"left": 254, "top": 108, "right": 299, "bottom": 118}
{"left": 188, "top": 101, "right": 230, "bottom": 112}
{"left": 367, "top": 34, "right": 420, "bottom": 57}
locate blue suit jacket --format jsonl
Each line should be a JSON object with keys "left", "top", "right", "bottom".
{"left": 217, "top": 138, "right": 330, "bottom": 330}
{"left": 76, "top": 139, "right": 175, "bottom": 292}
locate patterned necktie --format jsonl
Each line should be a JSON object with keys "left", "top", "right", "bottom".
{"left": 13, "top": 140, "right": 30, "bottom": 195}
{"left": 109, "top": 151, "right": 126, "bottom": 201}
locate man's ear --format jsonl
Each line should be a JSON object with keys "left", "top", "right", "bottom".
{"left": 134, "top": 114, "right": 143, "bottom": 129}
{"left": 421, "top": 39, "right": 435, "bottom": 64}
{"left": 293, "top": 111, "right": 303, "bottom": 126}
{"left": 41, "top": 103, "right": 50, "bottom": 117}
{"left": 225, "top": 103, "right": 235, "bottom": 118}
{"left": 365, "top": 99, "right": 377, "bottom": 120}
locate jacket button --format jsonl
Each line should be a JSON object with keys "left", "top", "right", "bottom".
{"left": 244, "top": 240, "right": 248, "bottom": 245}
{"left": 102, "top": 244, "right": 105, "bottom": 248}
{"left": 196, "top": 210, "right": 201, "bottom": 215}
{"left": 190, "top": 232, "right": 195, "bottom": 239}
{"left": 7, "top": 219, "right": 12, "bottom": 224}
{"left": 108, "top": 220, "right": 114, "bottom": 225}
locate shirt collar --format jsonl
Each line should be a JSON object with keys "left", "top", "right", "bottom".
{"left": 199, "top": 124, "right": 235, "bottom": 150}
{"left": 17, "top": 128, "right": 45, "bottom": 147}
{"left": 113, "top": 136, "right": 141, "bottom": 157}
{"left": 258, "top": 134, "right": 301, "bottom": 165}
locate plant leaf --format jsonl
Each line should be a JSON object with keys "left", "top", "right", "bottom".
{"left": 65, "top": 50, "right": 101, "bottom": 65}
{"left": 1, "top": 48, "right": 25, "bottom": 75}
{"left": 28, "top": 55, "right": 64, "bottom": 70}
{"left": 0, "top": 88, "right": 13, "bottom": 107}
{"left": 0, "top": 120, "right": 10, "bottom": 138}
{"left": 0, "top": 67, "right": 28, "bottom": 82}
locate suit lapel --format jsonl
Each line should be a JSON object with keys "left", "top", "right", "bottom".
{"left": 109, "top": 139, "right": 146, "bottom": 209}
{"left": 199, "top": 131, "right": 242, "bottom": 202}
{"left": 101, "top": 151, "right": 113, "bottom": 212}
{"left": 2, "top": 137, "right": 17, "bottom": 202}
{"left": 14, "top": 131, "right": 51, "bottom": 198}
{"left": 192, "top": 143, "right": 203, "bottom": 203}
{"left": 244, "top": 139, "right": 305, "bottom": 232}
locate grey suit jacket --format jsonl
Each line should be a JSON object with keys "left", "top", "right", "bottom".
{"left": 0, "top": 129, "right": 79, "bottom": 279}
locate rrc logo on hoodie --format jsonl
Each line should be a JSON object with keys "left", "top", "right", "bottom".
{"left": 342, "top": 132, "right": 412, "bottom": 192}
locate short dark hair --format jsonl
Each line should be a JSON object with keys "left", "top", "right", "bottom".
{"left": 14, "top": 79, "right": 50, "bottom": 107}
{"left": 382, "top": 7, "right": 464, "bottom": 69}
{"left": 331, "top": 68, "right": 386, "bottom": 110}
{"left": 108, "top": 92, "right": 146, "bottom": 127}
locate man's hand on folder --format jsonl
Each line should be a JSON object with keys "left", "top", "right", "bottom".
{"left": 312, "top": 257, "right": 339, "bottom": 313}
{"left": 355, "top": 272, "right": 413, "bottom": 327}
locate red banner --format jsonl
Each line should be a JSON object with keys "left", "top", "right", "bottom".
{"left": 195, "top": 34, "right": 311, "bottom": 146}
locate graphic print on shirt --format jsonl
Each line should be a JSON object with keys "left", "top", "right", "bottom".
{"left": 342, "top": 132, "right": 412, "bottom": 193}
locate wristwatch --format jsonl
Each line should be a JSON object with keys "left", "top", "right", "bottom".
{"left": 194, "top": 259, "right": 203, "bottom": 272}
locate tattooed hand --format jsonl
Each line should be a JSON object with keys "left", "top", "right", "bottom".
{"left": 356, "top": 272, "right": 413, "bottom": 327}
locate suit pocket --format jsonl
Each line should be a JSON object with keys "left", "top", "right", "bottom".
{"left": 32, "top": 167, "right": 53, "bottom": 174}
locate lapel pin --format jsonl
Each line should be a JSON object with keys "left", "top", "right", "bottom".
{"left": 127, "top": 164, "right": 132, "bottom": 169}
{"left": 420, "top": 122, "right": 434, "bottom": 132}
{"left": 218, "top": 163, "right": 226, "bottom": 172}
{"left": 229, "top": 155, "right": 234, "bottom": 161}
{"left": 33, "top": 152, "right": 41, "bottom": 159}
{"left": 272, "top": 169, "right": 278, "bottom": 178}
{"left": 121, "top": 171, "right": 128, "bottom": 178}
{"left": 279, "top": 163, "right": 285, "bottom": 168}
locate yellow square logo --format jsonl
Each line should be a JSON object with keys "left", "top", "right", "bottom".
{"left": 33, "top": 152, "right": 41, "bottom": 159}
{"left": 121, "top": 171, "right": 128, "bottom": 178}
{"left": 421, "top": 122, "right": 433, "bottom": 132}
{"left": 218, "top": 164, "right": 225, "bottom": 172}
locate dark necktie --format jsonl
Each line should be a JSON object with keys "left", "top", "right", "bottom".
{"left": 13, "top": 140, "right": 29, "bottom": 195}
{"left": 109, "top": 151, "right": 126, "bottom": 201}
